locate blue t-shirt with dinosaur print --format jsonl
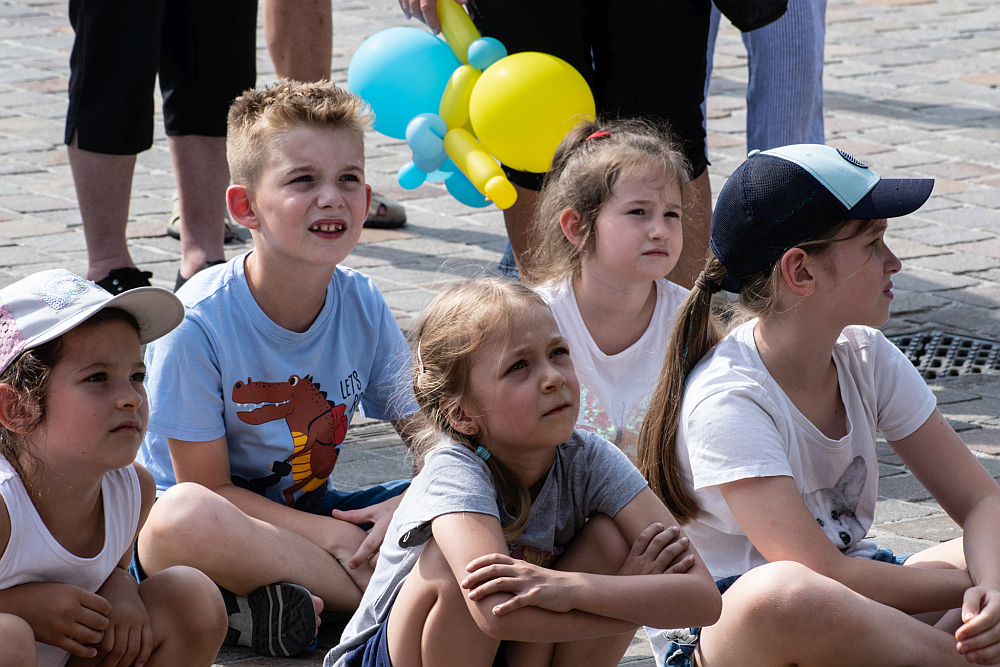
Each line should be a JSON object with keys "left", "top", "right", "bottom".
{"left": 138, "top": 253, "right": 417, "bottom": 507}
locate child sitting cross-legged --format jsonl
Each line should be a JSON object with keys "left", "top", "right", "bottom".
{"left": 135, "top": 81, "right": 421, "bottom": 658}
{"left": 0, "top": 269, "right": 226, "bottom": 667}
{"left": 326, "top": 278, "right": 721, "bottom": 667}
{"left": 639, "top": 145, "right": 1000, "bottom": 666}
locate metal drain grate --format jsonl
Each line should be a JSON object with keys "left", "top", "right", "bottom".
{"left": 888, "top": 331, "right": 1000, "bottom": 380}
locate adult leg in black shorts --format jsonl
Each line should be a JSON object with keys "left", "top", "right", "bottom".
{"left": 65, "top": 0, "right": 255, "bottom": 290}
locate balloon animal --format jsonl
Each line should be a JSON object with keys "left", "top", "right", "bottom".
{"left": 347, "top": 0, "right": 595, "bottom": 209}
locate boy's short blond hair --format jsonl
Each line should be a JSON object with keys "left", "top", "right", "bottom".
{"left": 227, "top": 80, "right": 372, "bottom": 189}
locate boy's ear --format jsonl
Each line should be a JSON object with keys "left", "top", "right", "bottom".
{"left": 559, "top": 209, "right": 585, "bottom": 247}
{"left": 227, "top": 185, "right": 258, "bottom": 230}
{"left": 363, "top": 183, "right": 373, "bottom": 221}
{"left": 779, "top": 247, "right": 817, "bottom": 296}
{"left": 0, "top": 384, "right": 37, "bottom": 434}
{"left": 439, "top": 397, "right": 479, "bottom": 437}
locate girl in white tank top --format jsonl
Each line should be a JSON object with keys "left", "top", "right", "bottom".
{"left": 0, "top": 269, "right": 226, "bottom": 667}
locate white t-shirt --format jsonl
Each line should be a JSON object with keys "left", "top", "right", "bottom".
{"left": 647, "top": 322, "right": 936, "bottom": 665}
{"left": 679, "top": 321, "right": 936, "bottom": 578}
{"left": 537, "top": 277, "right": 688, "bottom": 462}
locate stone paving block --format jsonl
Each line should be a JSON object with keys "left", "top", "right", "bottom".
{"left": 928, "top": 384, "right": 980, "bottom": 405}
{"left": 876, "top": 473, "right": 933, "bottom": 501}
{"left": 881, "top": 235, "right": 949, "bottom": 259}
{"left": 872, "top": 498, "right": 945, "bottom": 526}
{"left": 972, "top": 454, "right": 1000, "bottom": 477}
{"left": 961, "top": 426, "right": 1000, "bottom": 455}
{"left": 875, "top": 439, "right": 903, "bottom": 466}
{"left": 889, "top": 223, "right": 992, "bottom": 246}
{"left": 918, "top": 161, "right": 1000, "bottom": 180}
{"left": 918, "top": 138, "right": 1000, "bottom": 165}
{"left": 939, "top": 397, "right": 1000, "bottom": 427}
{"left": 909, "top": 251, "right": 1000, "bottom": 273}
{"left": 888, "top": 290, "right": 949, "bottom": 314}
{"left": 880, "top": 514, "right": 964, "bottom": 542}
{"left": 866, "top": 532, "right": 939, "bottom": 557}
{"left": 947, "top": 187, "right": 1000, "bottom": 209}
{"left": 0, "top": 215, "right": 61, "bottom": 237}
{"left": 856, "top": 126, "right": 944, "bottom": 146}
{"left": 942, "top": 283, "right": 1000, "bottom": 307}
{"left": 922, "top": 205, "right": 1000, "bottom": 232}
{"left": 893, "top": 266, "right": 979, "bottom": 291}
{"left": 19, "top": 230, "right": 84, "bottom": 252}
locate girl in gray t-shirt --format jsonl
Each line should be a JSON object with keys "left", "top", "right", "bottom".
{"left": 326, "top": 278, "right": 721, "bottom": 667}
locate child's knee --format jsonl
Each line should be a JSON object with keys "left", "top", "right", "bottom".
{"left": 141, "top": 483, "right": 240, "bottom": 560}
{"left": 557, "top": 513, "right": 629, "bottom": 575}
{"left": 141, "top": 566, "right": 228, "bottom": 647}
{"left": 0, "top": 613, "right": 36, "bottom": 667}
{"left": 725, "top": 561, "right": 851, "bottom": 635}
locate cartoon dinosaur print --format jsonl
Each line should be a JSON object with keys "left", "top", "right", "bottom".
{"left": 233, "top": 375, "right": 349, "bottom": 507}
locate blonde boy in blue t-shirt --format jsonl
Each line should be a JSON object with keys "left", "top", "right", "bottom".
{"left": 136, "top": 81, "right": 420, "bottom": 658}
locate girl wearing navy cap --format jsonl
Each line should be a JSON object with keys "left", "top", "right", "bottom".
{"left": 637, "top": 145, "right": 1000, "bottom": 667}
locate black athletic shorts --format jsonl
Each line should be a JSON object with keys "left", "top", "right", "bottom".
{"left": 466, "top": 0, "right": 712, "bottom": 189}
{"left": 65, "top": 0, "right": 258, "bottom": 154}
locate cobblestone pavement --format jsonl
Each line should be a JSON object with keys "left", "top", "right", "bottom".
{"left": 0, "top": 0, "right": 998, "bottom": 664}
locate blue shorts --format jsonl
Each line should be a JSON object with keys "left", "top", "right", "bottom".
{"left": 128, "top": 479, "right": 410, "bottom": 583}
{"left": 344, "top": 600, "right": 513, "bottom": 667}
{"left": 342, "top": 613, "right": 393, "bottom": 667}
{"left": 662, "top": 548, "right": 910, "bottom": 667}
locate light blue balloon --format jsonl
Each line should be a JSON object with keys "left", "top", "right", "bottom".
{"left": 426, "top": 158, "right": 457, "bottom": 182}
{"left": 348, "top": 27, "right": 461, "bottom": 139}
{"left": 467, "top": 37, "right": 508, "bottom": 71}
{"left": 412, "top": 149, "right": 447, "bottom": 174}
{"left": 446, "top": 170, "right": 491, "bottom": 208}
{"left": 398, "top": 162, "right": 427, "bottom": 190}
{"left": 406, "top": 113, "right": 448, "bottom": 157}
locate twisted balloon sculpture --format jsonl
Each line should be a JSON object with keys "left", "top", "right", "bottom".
{"left": 347, "top": 0, "right": 595, "bottom": 209}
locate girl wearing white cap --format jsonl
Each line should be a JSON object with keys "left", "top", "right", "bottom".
{"left": 638, "top": 146, "right": 1000, "bottom": 666}
{"left": 0, "top": 270, "right": 226, "bottom": 667}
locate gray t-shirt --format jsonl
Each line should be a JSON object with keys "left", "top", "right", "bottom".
{"left": 326, "top": 430, "right": 648, "bottom": 666}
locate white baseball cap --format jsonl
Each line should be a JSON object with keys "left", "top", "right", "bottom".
{"left": 0, "top": 269, "right": 184, "bottom": 371}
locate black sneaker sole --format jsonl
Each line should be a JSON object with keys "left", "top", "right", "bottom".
{"left": 222, "top": 583, "right": 317, "bottom": 657}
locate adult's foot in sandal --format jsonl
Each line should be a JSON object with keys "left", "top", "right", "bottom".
{"left": 95, "top": 267, "right": 153, "bottom": 294}
{"left": 365, "top": 191, "right": 406, "bottom": 229}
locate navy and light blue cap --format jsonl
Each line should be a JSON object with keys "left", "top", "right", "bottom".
{"left": 710, "top": 144, "right": 934, "bottom": 293}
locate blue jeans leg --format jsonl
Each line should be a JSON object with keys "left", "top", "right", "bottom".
{"left": 497, "top": 240, "right": 520, "bottom": 279}
{"left": 704, "top": 0, "right": 826, "bottom": 153}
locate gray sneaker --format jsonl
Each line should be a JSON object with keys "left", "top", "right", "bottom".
{"left": 221, "top": 582, "right": 318, "bottom": 657}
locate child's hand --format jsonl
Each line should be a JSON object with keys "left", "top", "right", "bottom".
{"left": 618, "top": 523, "right": 694, "bottom": 577}
{"left": 462, "top": 553, "right": 577, "bottom": 616}
{"left": 956, "top": 584, "right": 1000, "bottom": 664}
{"left": 331, "top": 493, "right": 404, "bottom": 571}
{"left": 9, "top": 582, "right": 111, "bottom": 658}
{"left": 92, "top": 567, "right": 152, "bottom": 667}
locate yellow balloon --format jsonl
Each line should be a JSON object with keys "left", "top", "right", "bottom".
{"left": 469, "top": 52, "right": 595, "bottom": 174}
{"left": 439, "top": 65, "right": 480, "bottom": 130}
{"left": 437, "top": 0, "right": 479, "bottom": 65}
{"left": 443, "top": 128, "right": 517, "bottom": 209}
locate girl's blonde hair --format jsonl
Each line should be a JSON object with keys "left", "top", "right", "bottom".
{"left": 410, "top": 277, "right": 549, "bottom": 539}
{"left": 636, "top": 219, "right": 879, "bottom": 523}
{"left": 524, "top": 118, "right": 691, "bottom": 286}
{"left": 0, "top": 309, "right": 140, "bottom": 489}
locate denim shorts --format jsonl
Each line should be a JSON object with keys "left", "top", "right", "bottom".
{"left": 661, "top": 548, "right": 910, "bottom": 667}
